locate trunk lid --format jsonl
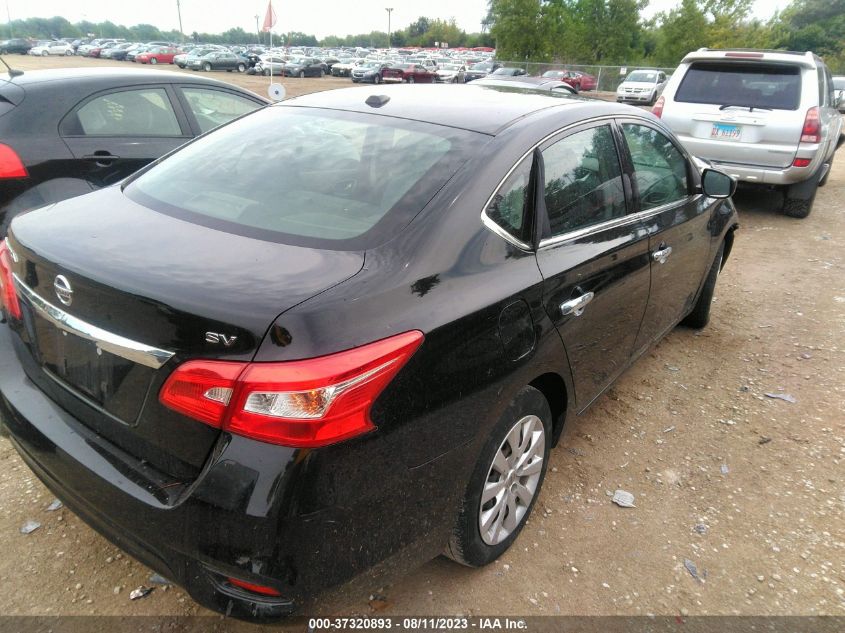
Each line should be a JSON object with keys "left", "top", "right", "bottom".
{"left": 7, "top": 185, "right": 364, "bottom": 477}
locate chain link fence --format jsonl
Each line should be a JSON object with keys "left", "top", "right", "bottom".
{"left": 497, "top": 61, "right": 678, "bottom": 92}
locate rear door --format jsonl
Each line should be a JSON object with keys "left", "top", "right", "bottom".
{"left": 619, "top": 120, "right": 713, "bottom": 357}
{"left": 664, "top": 61, "right": 805, "bottom": 169}
{"left": 535, "top": 121, "right": 651, "bottom": 411}
{"left": 60, "top": 85, "right": 193, "bottom": 189}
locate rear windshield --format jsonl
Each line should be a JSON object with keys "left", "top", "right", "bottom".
{"left": 675, "top": 62, "right": 802, "bottom": 110}
{"left": 126, "top": 106, "right": 485, "bottom": 250}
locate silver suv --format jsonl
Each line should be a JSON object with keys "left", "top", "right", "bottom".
{"left": 655, "top": 49, "right": 844, "bottom": 218}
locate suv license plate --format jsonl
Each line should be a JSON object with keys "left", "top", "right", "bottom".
{"left": 711, "top": 123, "right": 741, "bottom": 140}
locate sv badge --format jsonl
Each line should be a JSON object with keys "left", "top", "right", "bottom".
{"left": 205, "top": 332, "right": 238, "bottom": 347}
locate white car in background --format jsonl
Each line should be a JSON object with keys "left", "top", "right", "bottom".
{"left": 28, "top": 40, "right": 73, "bottom": 56}
{"left": 616, "top": 69, "right": 667, "bottom": 105}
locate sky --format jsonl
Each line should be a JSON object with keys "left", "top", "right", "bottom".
{"left": 5, "top": 0, "right": 794, "bottom": 40}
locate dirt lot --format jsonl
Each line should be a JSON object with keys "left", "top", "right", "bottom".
{"left": 1, "top": 54, "right": 844, "bottom": 623}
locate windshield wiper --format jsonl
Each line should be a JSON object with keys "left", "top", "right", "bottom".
{"left": 718, "top": 104, "right": 772, "bottom": 112}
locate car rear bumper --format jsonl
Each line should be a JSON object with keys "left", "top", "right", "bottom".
{"left": 677, "top": 135, "right": 826, "bottom": 186}
{"left": 0, "top": 324, "right": 462, "bottom": 619}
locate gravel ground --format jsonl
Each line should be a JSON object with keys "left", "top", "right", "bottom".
{"left": 1, "top": 54, "right": 843, "bottom": 621}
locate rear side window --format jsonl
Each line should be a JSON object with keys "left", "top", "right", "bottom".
{"left": 485, "top": 156, "right": 533, "bottom": 243}
{"left": 74, "top": 88, "right": 182, "bottom": 136}
{"left": 675, "top": 62, "right": 802, "bottom": 111}
{"left": 126, "top": 106, "right": 485, "bottom": 249}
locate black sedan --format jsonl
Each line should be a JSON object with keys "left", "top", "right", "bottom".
{"left": 188, "top": 50, "right": 247, "bottom": 73}
{"left": 0, "top": 38, "right": 33, "bottom": 55}
{"left": 0, "top": 68, "right": 267, "bottom": 236}
{"left": 0, "top": 84, "right": 738, "bottom": 620}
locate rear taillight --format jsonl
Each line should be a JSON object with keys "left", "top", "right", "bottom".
{"left": 0, "top": 143, "right": 27, "bottom": 180}
{"left": 0, "top": 239, "right": 22, "bottom": 320}
{"left": 652, "top": 96, "right": 665, "bottom": 118}
{"left": 801, "top": 107, "right": 820, "bottom": 143}
{"left": 160, "top": 330, "right": 424, "bottom": 448}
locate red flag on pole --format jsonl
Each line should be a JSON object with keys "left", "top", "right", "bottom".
{"left": 261, "top": 1, "right": 277, "bottom": 32}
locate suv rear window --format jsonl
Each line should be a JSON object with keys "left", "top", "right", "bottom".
{"left": 675, "top": 62, "right": 802, "bottom": 110}
{"left": 126, "top": 106, "right": 485, "bottom": 250}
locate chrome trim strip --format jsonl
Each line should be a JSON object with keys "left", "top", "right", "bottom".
{"left": 480, "top": 212, "right": 532, "bottom": 251}
{"left": 12, "top": 274, "right": 175, "bottom": 370}
{"left": 538, "top": 195, "right": 703, "bottom": 250}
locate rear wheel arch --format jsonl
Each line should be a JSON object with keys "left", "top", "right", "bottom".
{"left": 529, "top": 372, "right": 568, "bottom": 447}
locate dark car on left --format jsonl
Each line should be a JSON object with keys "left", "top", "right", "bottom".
{"left": 0, "top": 68, "right": 268, "bottom": 236}
{"left": 0, "top": 39, "right": 32, "bottom": 55}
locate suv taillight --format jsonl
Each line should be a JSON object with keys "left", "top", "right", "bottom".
{"left": 801, "top": 107, "right": 820, "bottom": 143}
{"left": 160, "top": 330, "right": 424, "bottom": 448}
{"left": 0, "top": 239, "right": 22, "bottom": 320}
{"left": 0, "top": 144, "right": 27, "bottom": 180}
{"left": 652, "top": 96, "right": 665, "bottom": 118}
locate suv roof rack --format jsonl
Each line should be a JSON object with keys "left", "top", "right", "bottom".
{"left": 696, "top": 47, "right": 812, "bottom": 57}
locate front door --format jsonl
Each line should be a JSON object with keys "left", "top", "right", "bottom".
{"left": 619, "top": 121, "right": 714, "bottom": 357}
{"left": 534, "top": 122, "right": 651, "bottom": 411}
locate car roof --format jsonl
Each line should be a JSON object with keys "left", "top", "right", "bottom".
{"left": 283, "top": 84, "right": 621, "bottom": 135}
{"left": 681, "top": 49, "right": 820, "bottom": 69}
{"left": 1, "top": 68, "right": 260, "bottom": 93}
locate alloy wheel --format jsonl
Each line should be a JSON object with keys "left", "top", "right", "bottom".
{"left": 478, "top": 414, "right": 545, "bottom": 545}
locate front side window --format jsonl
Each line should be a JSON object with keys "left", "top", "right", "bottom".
{"left": 181, "top": 88, "right": 261, "bottom": 133}
{"left": 541, "top": 125, "right": 626, "bottom": 236}
{"left": 622, "top": 124, "right": 689, "bottom": 211}
{"left": 74, "top": 88, "right": 181, "bottom": 136}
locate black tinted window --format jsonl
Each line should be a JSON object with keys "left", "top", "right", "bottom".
{"left": 486, "top": 157, "right": 533, "bottom": 243}
{"left": 676, "top": 62, "right": 802, "bottom": 110}
{"left": 126, "top": 107, "right": 484, "bottom": 249}
{"left": 622, "top": 124, "right": 689, "bottom": 211}
{"left": 541, "top": 125, "right": 626, "bottom": 236}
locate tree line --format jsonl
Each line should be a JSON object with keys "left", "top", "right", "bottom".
{"left": 3, "top": 15, "right": 493, "bottom": 50}
{"left": 4, "top": 0, "right": 843, "bottom": 71}
{"left": 489, "top": 0, "right": 844, "bottom": 70}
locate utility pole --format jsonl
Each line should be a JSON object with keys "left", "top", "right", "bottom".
{"left": 254, "top": 14, "right": 260, "bottom": 44}
{"left": 176, "top": 0, "right": 184, "bottom": 42}
{"left": 6, "top": 0, "right": 12, "bottom": 39}
{"left": 385, "top": 7, "right": 393, "bottom": 49}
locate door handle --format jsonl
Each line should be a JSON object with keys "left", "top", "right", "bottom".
{"left": 653, "top": 245, "right": 673, "bottom": 264}
{"left": 560, "top": 292, "right": 594, "bottom": 317}
{"left": 82, "top": 152, "right": 120, "bottom": 164}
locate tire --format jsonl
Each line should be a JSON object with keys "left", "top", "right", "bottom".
{"left": 374, "top": 74, "right": 381, "bottom": 84}
{"left": 64, "top": 49, "right": 72, "bottom": 56}
{"left": 682, "top": 242, "right": 724, "bottom": 329}
{"left": 41, "top": 50, "right": 49, "bottom": 57}
{"left": 445, "top": 385, "right": 551, "bottom": 567}
{"left": 783, "top": 171, "right": 822, "bottom": 219}
{"left": 237, "top": 63, "right": 246, "bottom": 73}
{"left": 264, "top": 68, "right": 271, "bottom": 76}
{"left": 150, "top": 57, "right": 158, "bottom": 65}
{"left": 408, "top": 76, "right": 415, "bottom": 84}
{"left": 319, "top": 69, "right": 325, "bottom": 77}
{"left": 203, "top": 62, "right": 212, "bottom": 72}
{"left": 299, "top": 70, "right": 305, "bottom": 78}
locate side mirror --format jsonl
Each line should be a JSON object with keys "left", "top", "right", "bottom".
{"left": 701, "top": 168, "right": 736, "bottom": 199}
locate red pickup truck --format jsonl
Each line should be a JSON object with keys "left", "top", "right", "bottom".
{"left": 382, "top": 63, "right": 436, "bottom": 84}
